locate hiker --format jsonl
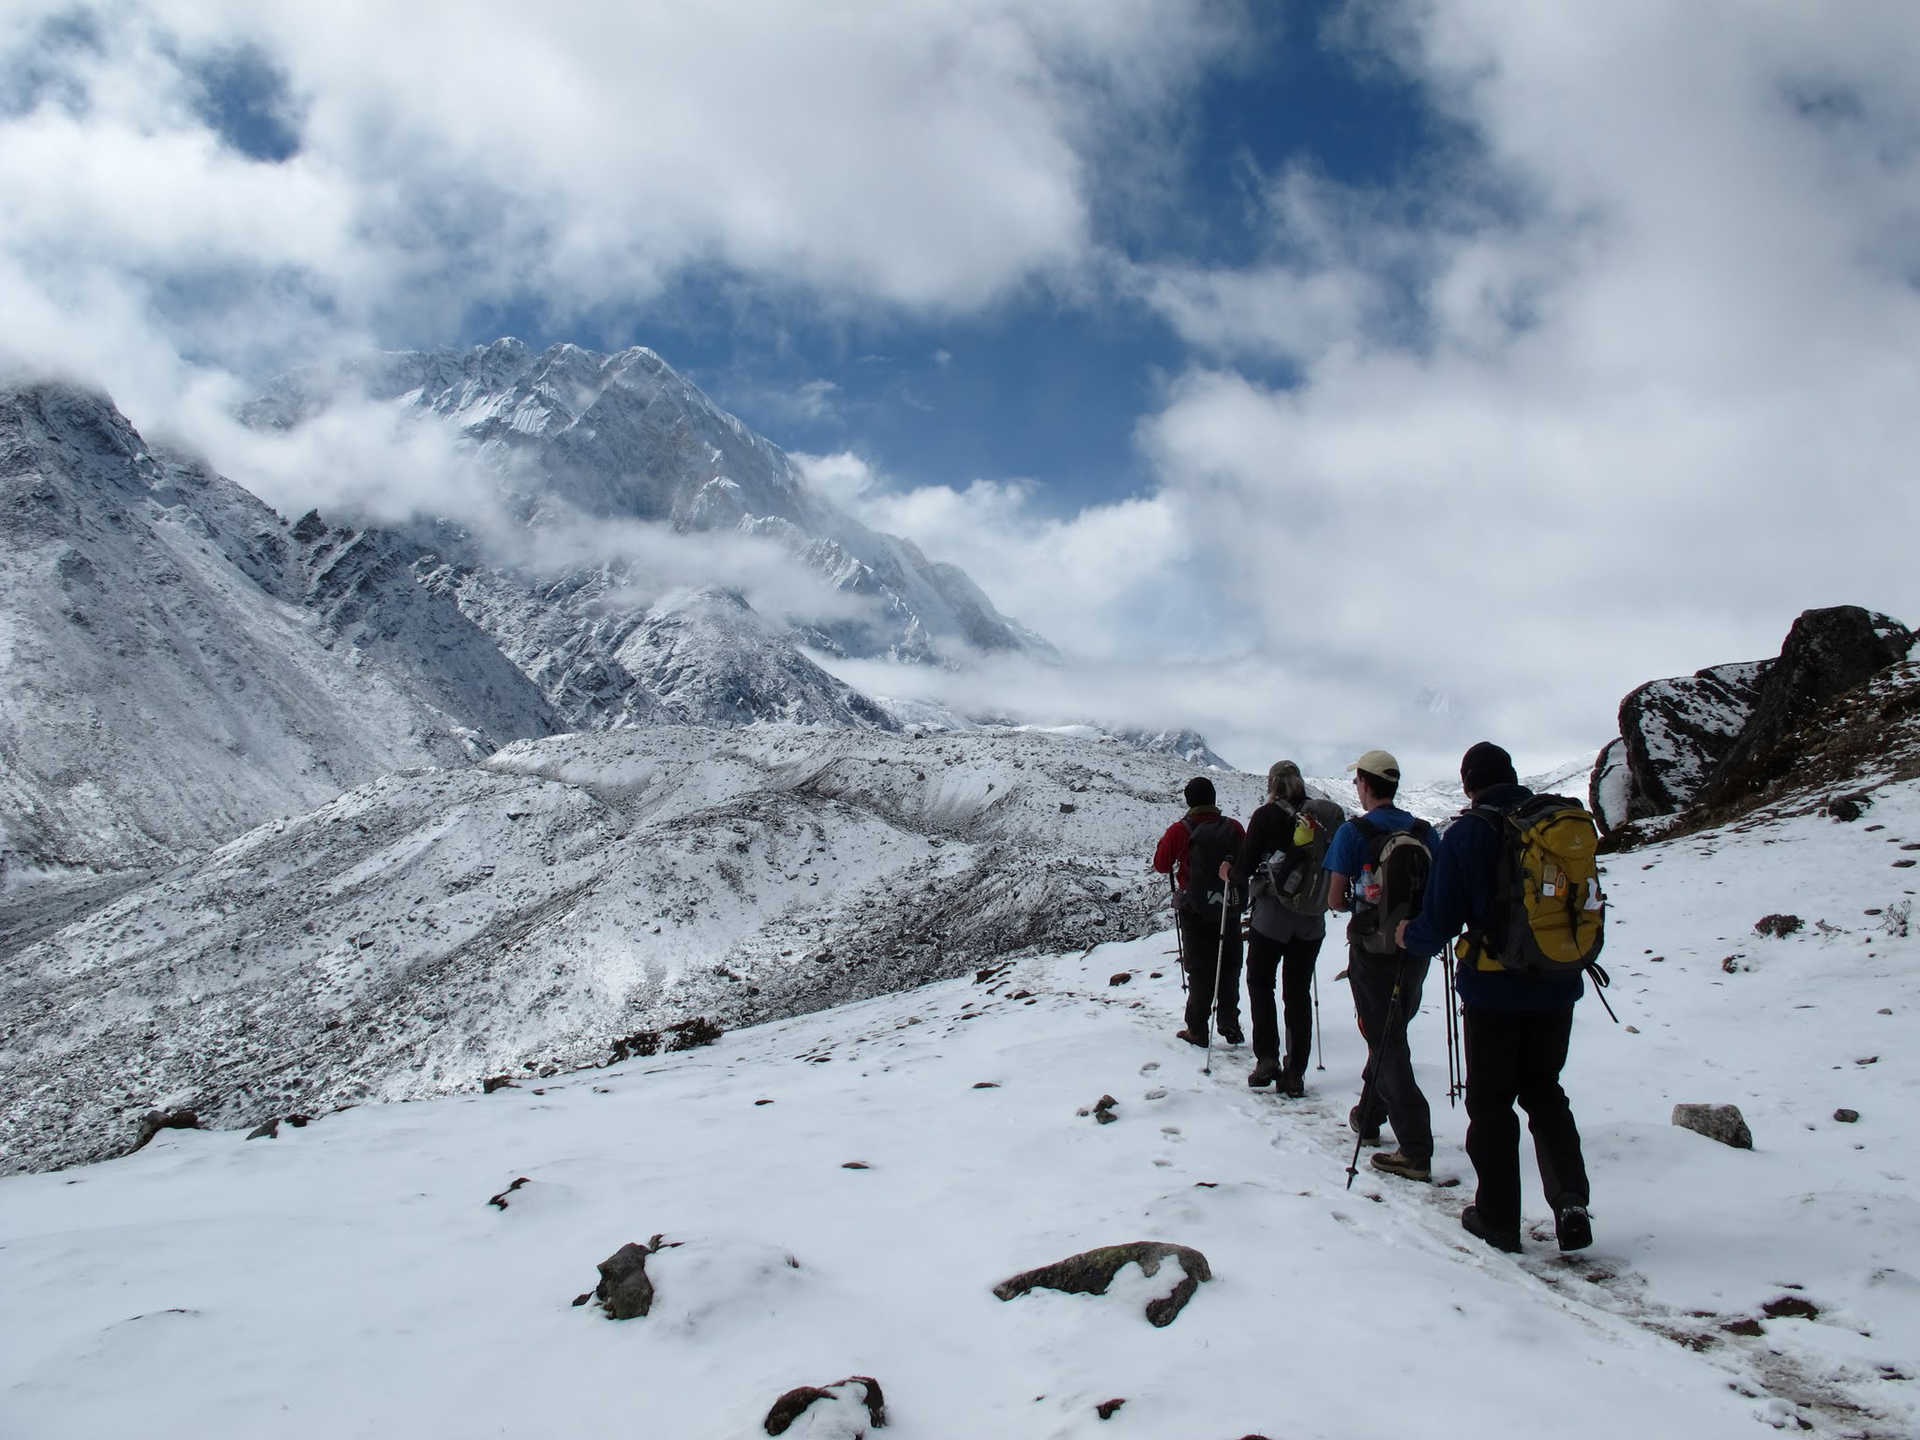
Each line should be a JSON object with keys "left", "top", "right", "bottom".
{"left": 1152, "top": 776, "right": 1246, "bottom": 1047}
{"left": 1398, "top": 741, "right": 1593, "bottom": 1254}
{"left": 1324, "top": 749, "right": 1438, "bottom": 1182}
{"left": 1232, "top": 761, "right": 1337, "bottom": 1095}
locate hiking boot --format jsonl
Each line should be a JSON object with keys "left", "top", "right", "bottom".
{"left": 1217, "top": 1022, "right": 1245, "bottom": 1045}
{"left": 1555, "top": 1205, "right": 1593, "bottom": 1253}
{"left": 1174, "top": 1028, "right": 1208, "bottom": 1048}
{"left": 1370, "top": 1150, "right": 1431, "bottom": 1182}
{"left": 1461, "top": 1205, "right": 1522, "bottom": 1254}
{"left": 1246, "top": 1060, "right": 1280, "bottom": 1088}
{"left": 1277, "top": 1072, "right": 1305, "bottom": 1098}
{"left": 1347, "top": 1105, "right": 1381, "bottom": 1144}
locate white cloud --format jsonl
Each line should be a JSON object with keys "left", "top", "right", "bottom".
{"left": 1126, "top": 2, "right": 1920, "bottom": 774}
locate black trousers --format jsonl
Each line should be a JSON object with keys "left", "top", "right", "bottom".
{"left": 1348, "top": 946, "right": 1433, "bottom": 1160}
{"left": 1463, "top": 1006, "right": 1589, "bottom": 1231}
{"left": 1178, "top": 907, "right": 1243, "bottom": 1038}
{"left": 1246, "top": 928, "right": 1322, "bottom": 1075}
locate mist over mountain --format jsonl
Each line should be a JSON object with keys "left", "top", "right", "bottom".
{"left": 242, "top": 339, "right": 1053, "bottom": 675}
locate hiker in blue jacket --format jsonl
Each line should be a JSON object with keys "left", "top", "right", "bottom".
{"left": 1398, "top": 741, "right": 1592, "bottom": 1254}
{"left": 1324, "top": 748, "right": 1435, "bottom": 1183}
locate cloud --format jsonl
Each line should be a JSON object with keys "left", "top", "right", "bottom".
{"left": 1125, "top": 2, "right": 1920, "bottom": 772}
{"left": 0, "top": 0, "right": 1243, "bottom": 385}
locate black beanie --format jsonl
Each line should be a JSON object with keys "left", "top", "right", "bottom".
{"left": 1184, "top": 776, "right": 1216, "bottom": 807}
{"left": 1460, "top": 741, "right": 1517, "bottom": 795}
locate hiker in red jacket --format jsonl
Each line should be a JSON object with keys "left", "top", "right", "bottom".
{"left": 1153, "top": 776, "right": 1246, "bottom": 1047}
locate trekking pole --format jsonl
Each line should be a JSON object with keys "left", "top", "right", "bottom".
{"left": 1169, "top": 875, "right": 1188, "bottom": 995}
{"left": 1346, "top": 963, "right": 1406, "bottom": 1190}
{"left": 1312, "top": 966, "right": 1325, "bottom": 1071}
{"left": 1442, "top": 955, "right": 1462, "bottom": 1107}
{"left": 1203, "top": 891, "right": 1229, "bottom": 1077}
{"left": 1588, "top": 962, "right": 1619, "bottom": 1024}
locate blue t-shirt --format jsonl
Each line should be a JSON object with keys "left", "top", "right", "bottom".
{"left": 1324, "top": 803, "right": 1425, "bottom": 884}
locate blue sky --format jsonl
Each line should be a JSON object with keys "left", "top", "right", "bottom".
{"left": 5, "top": 1, "right": 1920, "bottom": 777}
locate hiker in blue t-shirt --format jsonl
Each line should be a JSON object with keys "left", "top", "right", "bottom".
{"left": 1323, "top": 748, "right": 1436, "bottom": 1183}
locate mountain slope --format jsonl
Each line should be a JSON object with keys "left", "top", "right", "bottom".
{"left": 0, "top": 725, "right": 1264, "bottom": 1175}
{"left": 245, "top": 339, "right": 1052, "bottom": 676}
{"left": 0, "top": 383, "right": 562, "bottom": 876}
{"left": 2, "top": 777, "right": 1915, "bottom": 1437}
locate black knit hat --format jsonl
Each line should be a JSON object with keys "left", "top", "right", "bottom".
{"left": 1460, "top": 741, "right": 1517, "bottom": 795}
{"left": 1184, "top": 776, "right": 1216, "bottom": 807}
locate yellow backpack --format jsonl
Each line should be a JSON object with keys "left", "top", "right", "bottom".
{"left": 1465, "top": 794, "right": 1606, "bottom": 974}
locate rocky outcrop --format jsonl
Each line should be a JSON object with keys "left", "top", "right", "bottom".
{"left": 1692, "top": 607, "right": 1913, "bottom": 810}
{"left": 1595, "top": 607, "right": 1913, "bottom": 834}
{"left": 1615, "top": 659, "right": 1771, "bottom": 819}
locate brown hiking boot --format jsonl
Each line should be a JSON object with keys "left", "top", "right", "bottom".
{"left": 1462, "top": 1205, "right": 1522, "bottom": 1254}
{"left": 1174, "top": 1028, "right": 1208, "bottom": 1048}
{"left": 1369, "top": 1150, "right": 1432, "bottom": 1182}
{"left": 1277, "top": 1071, "right": 1305, "bottom": 1098}
{"left": 1246, "top": 1060, "right": 1280, "bottom": 1088}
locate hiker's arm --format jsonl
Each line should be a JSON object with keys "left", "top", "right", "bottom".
{"left": 1400, "top": 827, "right": 1473, "bottom": 957}
{"left": 1151, "top": 823, "right": 1181, "bottom": 875}
{"left": 1322, "top": 821, "right": 1358, "bottom": 911}
{"left": 1325, "top": 871, "right": 1350, "bottom": 912}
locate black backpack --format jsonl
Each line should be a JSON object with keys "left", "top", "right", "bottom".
{"left": 1180, "top": 813, "right": 1244, "bottom": 916}
{"left": 1250, "top": 797, "right": 1346, "bottom": 916}
{"left": 1346, "top": 816, "right": 1436, "bottom": 956}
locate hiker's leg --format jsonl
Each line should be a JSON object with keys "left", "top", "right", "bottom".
{"left": 1244, "top": 931, "right": 1282, "bottom": 1062}
{"left": 1374, "top": 957, "right": 1432, "bottom": 1159}
{"left": 1463, "top": 1007, "right": 1524, "bottom": 1232}
{"left": 1215, "top": 913, "right": 1245, "bottom": 1034}
{"left": 1515, "top": 1008, "right": 1589, "bottom": 1210}
{"left": 1347, "top": 949, "right": 1389, "bottom": 1129}
{"left": 1280, "top": 934, "right": 1321, "bottom": 1077}
{"left": 1181, "top": 911, "right": 1219, "bottom": 1035}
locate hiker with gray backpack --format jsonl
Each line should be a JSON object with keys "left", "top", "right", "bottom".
{"left": 1324, "top": 749, "right": 1439, "bottom": 1185}
{"left": 1232, "top": 761, "right": 1343, "bottom": 1096}
{"left": 1397, "top": 741, "right": 1604, "bottom": 1255}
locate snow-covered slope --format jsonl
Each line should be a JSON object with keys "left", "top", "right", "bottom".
{"left": 0, "top": 383, "right": 561, "bottom": 876}
{"left": 2, "top": 774, "right": 1915, "bottom": 1438}
{"left": 0, "top": 726, "right": 1267, "bottom": 1176}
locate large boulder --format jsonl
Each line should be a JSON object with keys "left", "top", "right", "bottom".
{"left": 1596, "top": 607, "right": 1912, "bottom": 829}
{"left": 1693, "top": 607, "right": 1913, "bottom": 810}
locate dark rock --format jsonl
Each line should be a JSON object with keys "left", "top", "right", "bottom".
{"left": 1723, "top": 1317, "right": 1765, "bottom": 1337}
{"left": 482, "top": 1075, "right": 517, "bottom": 1093}
{"left": 592, "top": 1242, "right": 657, "bottom": 1320}
{"left": 993, "top": 1241, "right": 1213, "bottom": 1327}
{"left": 285, "top": 1114, "right": 311, "bottom": 1127}
{"left": 1672, "top": 1103, "right": 1753, "bottom": 1149}
{"left": 972, "top": 1082, "right": 1000, "bottom": 1089}
{"left": 488, "top": 1177, "right": 531, "bottom": 1209}
{"left": 131, "top": 1108, "right": 201, "bottom": 1153}
{"left": 1694, "top": 607, "right": 1913, "bottom": 811}
{"left": 1096, "top": 1398, "right": 1126, "bottom": 1420}
{"left": 1589, "top": 737, "right": 1636, "bottom": 834}
{"left": 763, "top": 1376, "right": 886, "bottom": 1435}
{"left": 1108, "top": 972, "right": 1132, "bottom": 987}
{"left": 246, "top": 1118, "right": 279, "bottom": 1141}
{"left": 1763, "top": 1295, "right": 1820, "bottom": 1320}
{"left": 1616, "top": 658, "right": 1772, "bottom": 816}
{"left": 1829, "top": 797, "right": 1864, "bottom": 822}
{"left": 1834, "top": 1109, "right": 1860, "bottom": 1123}
{"left": 841, "top": 1161, "right": 871, "bottom": 1170}
{"left": 1754, "top": 913, "right": 1802, "bottom": 938}
{"left": 1060, "top": 802, "right": 1076, "bottom": 813}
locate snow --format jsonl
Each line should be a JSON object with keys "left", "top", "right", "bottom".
{"left": 3, "top": 778, "right": 1917, "bottom": 1437}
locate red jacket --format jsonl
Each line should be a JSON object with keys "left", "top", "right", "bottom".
{"left": 1153, "top": 806, "right": 1246, "bottom": 893}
